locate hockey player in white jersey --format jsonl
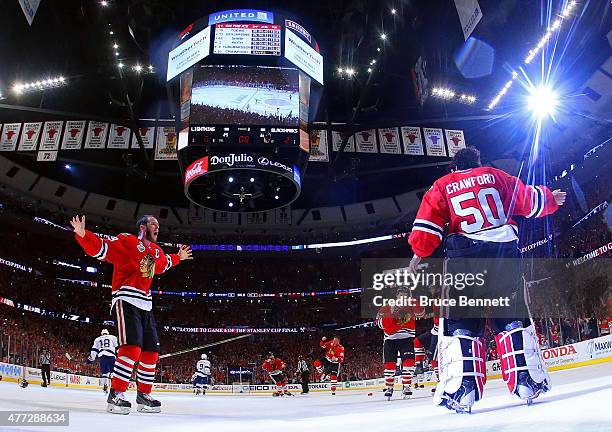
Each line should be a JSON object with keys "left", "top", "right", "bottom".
{"left": 194, "top": 354, "right": 211, "bottom": 395}
{"left": 87, "top": 329, "right": 118, "bottom": 393}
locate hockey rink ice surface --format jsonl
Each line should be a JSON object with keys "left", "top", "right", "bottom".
{"left": 1, "top": 363, "right": 611, "bottom": 432}
{"left": 191, "top": 85, "right": 298, "bottom": 118}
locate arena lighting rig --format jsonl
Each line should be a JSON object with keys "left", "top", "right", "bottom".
{"left": 167, "top": 8, "right": 324, "bottom": 212}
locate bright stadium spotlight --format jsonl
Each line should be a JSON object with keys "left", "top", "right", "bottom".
{"left": 527, "top": 86, "right": 558, "bottom": 118}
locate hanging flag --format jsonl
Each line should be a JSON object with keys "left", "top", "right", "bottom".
{"left": 61, "top": 120, "right": 86, "bottom": 150}
{"left": 445, "top": 129, "right": 466, "bottom": 157}
{"left": 18, "top": 122, "right": 42, "bottom": 151}
{"left": 331, "top": 130, "right": 355, "bottom": 152}
{"left": 155, "top": 127, "right": 178, "bottom": 160}
{"left": 454, "top": 0, "right": 483, "bottom": 40}
{"left": 0, "top": 123, "right": 22, "bottom": 151}
{"left": 107, "top": 124, "right": 131, "bottom": 149}
{"left": 355, "top": 129, "right": 377, "bottom": 153}
{"left": 377, "top": 127, "right": 401, "bottom": 154}
{"left": 39, "top": 121, "right": 64, "bottom": 151}
{"left": 18, "top": 0, "right": 41, "bottom": 26}
{"left": 400, "top": 126, "right": 424, "bottom": 155}
{"left": 130, "top": 126, "right": 156, "bottom": 149}
{"left": 423, "top": 127, "right": 447, "bottom": 157}
{"left": 308, "top": 130, "right": 329, "bottom": 162}
{"left": 84, "top": 121, "right": 109, "bottom": 149}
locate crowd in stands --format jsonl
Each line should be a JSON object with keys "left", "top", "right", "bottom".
{"left": 190, "top": 104, "right": 298, "bottom": 127}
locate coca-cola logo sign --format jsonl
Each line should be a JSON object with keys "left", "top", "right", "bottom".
{"left": 184, "top": 157, "right": 209, "bottom": 185}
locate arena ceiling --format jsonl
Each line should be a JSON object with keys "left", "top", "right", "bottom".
{"left": 0, "top": 0, "right": 610, "bottom": 209}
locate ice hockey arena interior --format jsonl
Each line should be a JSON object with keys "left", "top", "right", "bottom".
{"left": 1, "top": 0, "right": 611, "bottom": 431}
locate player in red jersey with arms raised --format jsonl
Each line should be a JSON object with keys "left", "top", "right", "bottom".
{"left": 407, "top": 148, "right": 566, "bottom": 413}
{"left": 262, "top": 352, "right": 292, "bottom": 396}
{"left": 376, "top": 287, "right": 425, "bottom": 399}
{"left": 314, "top": 335, "right": 344, "bottom": 395}
{"left": 70, "top": 215, "right": 192, "bottom": 414}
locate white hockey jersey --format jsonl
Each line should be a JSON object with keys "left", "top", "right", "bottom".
{"left": 196, "top": 359, "right": 211, "bottom": 377}
{"left": 90, "top": 334, "right": 118, "bottom": 360}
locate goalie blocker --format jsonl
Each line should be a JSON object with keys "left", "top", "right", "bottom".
{"left": 434, "top": 236, "right": 551, "bottom": 413}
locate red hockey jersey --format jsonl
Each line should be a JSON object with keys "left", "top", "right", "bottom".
{"left": 75, "top": 230, "right": 180, "bottom": 311}
{"left": 262, "top": 358, "right": 286, "bottom": 375}
{"left": 320, "top": 340, "right": 345, "bottom": 364}
{"left": 408, "top": 167, "right": 559, "bottom": 257}
{"left": 376, "top": 303, "right": 425, "bottom": 339}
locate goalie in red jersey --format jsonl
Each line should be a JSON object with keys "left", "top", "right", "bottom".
{"left": 262, "top": 352, "right": 292, "bottom": 396}
{"left": 70, "top": 214, "right": 192, "bottom": 414}
{"left": 314, "top": 335, "right": 344, "bottom": 395}
{"left": 407, "top": 147, "right": 566, "bottom": 413}
{"left": 376, "top": 287, "right": 425, "bottom": 399}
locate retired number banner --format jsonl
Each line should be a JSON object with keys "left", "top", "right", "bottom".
{"left": 107, "top": 124, "right": 131, "bottom": 149}
{"left": 355, "top": 129, "right": 377, "bottom": 153}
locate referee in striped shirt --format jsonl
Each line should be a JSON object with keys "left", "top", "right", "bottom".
{"left": 296, "top": 356, "right": 309, "bottom": 394}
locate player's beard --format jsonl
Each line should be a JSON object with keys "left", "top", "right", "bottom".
{"left": 147, "top": 227, "right": 158, "bottom": 243}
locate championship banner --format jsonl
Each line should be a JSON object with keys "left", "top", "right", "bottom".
{"left": 355, "top": 129, "right": 377, "bottom": 153}
{"left": 308, "top": 130, "right": 329, "bottom": 162}
{"left": 40, "top": 121, "right": 64, "bottom": 151}
{"left": 61, "top": 120, "right": 86, "bottom": 150}
{"left": 107, "top": 124, "right": 131, "bottom": 149}
{"left": 423, "top": 127, "right": 447, "bottom": 157}
{"left": 0, "top": 123, "right": 22, "bottom": 152}
{"left": 400, "top": 126, "right": 424, "bottom": 155}
{"left": 377, "top": 127, "right": 401, "bottom": 154}
{"left": 17, "top": 122, "right": 42, "bottom": 151}
{"left": 130, "top": 126, "right": 155, "bottom": 149}
{"left": 445, "top": 129, "right": 466, "bottom": 157}
{"left": 331, "top": 130, "right": 355, "bottom": 152}
{"left": 84, "top": 121, "right": 109, "bottom": 149}
{"left": 155, "top": 126, "right": 178, "bottom": 160}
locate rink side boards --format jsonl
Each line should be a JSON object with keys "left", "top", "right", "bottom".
{"left": 1, "top": 334, "right": 610, "bottom": 394}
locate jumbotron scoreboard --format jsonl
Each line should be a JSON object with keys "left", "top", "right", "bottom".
{"left": 167, "top": 8, "right": 323, "bottom": 212}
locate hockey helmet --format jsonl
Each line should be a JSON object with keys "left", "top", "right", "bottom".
{"left": 101, "top": 329, "right": 109, "bottom": 336}
{"left": 201, "top": 354, "right": 208, "bottom": 360}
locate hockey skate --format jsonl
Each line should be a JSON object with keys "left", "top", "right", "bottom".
{"left": 136, "top": 391, "right": 161, "bottom": 413}
{"left": 516, "top": 371, "right": 550, "bottom": 405}
{"left": 384, "top": 387, "right": 394, "bottom": 400}
{"left": 272, "top": 391, "right": 281, "bottom": 397}
{"left": 106, "top": 388, "right": 131, "bottom": 415}
{"left": 195, "top": 389, "right": 201, "bottom": 395}
{"left": 283, "top": 390, "right": 294, "bottom": 396}
{"left": 402, "top": 385, "right": 412, "bottom": 399}
{"left": 441, "top": 377, "right": 476, "bottom": 414}
{"left": 103, "top": 384, "right": 108, "bottom": 394}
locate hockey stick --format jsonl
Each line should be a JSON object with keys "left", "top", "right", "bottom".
{"left": 159, "top": 334, "right": 251, "bottom": 359}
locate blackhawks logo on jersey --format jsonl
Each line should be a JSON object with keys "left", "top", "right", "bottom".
{"left": 139, "top": 254, "right": 155, "bottom": 279}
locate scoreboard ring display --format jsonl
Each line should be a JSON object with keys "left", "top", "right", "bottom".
{"left": 183, "top": 153, "right": 302, "bottom": 212}
{"left": 167, "top": 8, "right": 323, "bottom": 212}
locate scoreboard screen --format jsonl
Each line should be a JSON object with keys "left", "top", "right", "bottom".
{"left": 188, "top": 65, "right": 300, "bottom": 146}
{"left": 213, "top": 23, "right": 281, "bottom": 56}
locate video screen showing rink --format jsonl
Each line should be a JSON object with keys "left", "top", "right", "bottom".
{"left": 190, "top": 65, "right": 299, "bottom": 126}
{"left": 0, "top": 364, "right": 610, "bottom": 431}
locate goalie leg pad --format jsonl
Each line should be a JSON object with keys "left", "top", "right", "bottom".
{"left": 433, "top": 330, "right": 486, "bottom": 411}
{"left": 495, "top": 322, "right": 551, "bottom": 399}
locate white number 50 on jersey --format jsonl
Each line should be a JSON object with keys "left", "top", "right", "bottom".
{"left": 450, "top": 187, "right": 507, "bottom": 233}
